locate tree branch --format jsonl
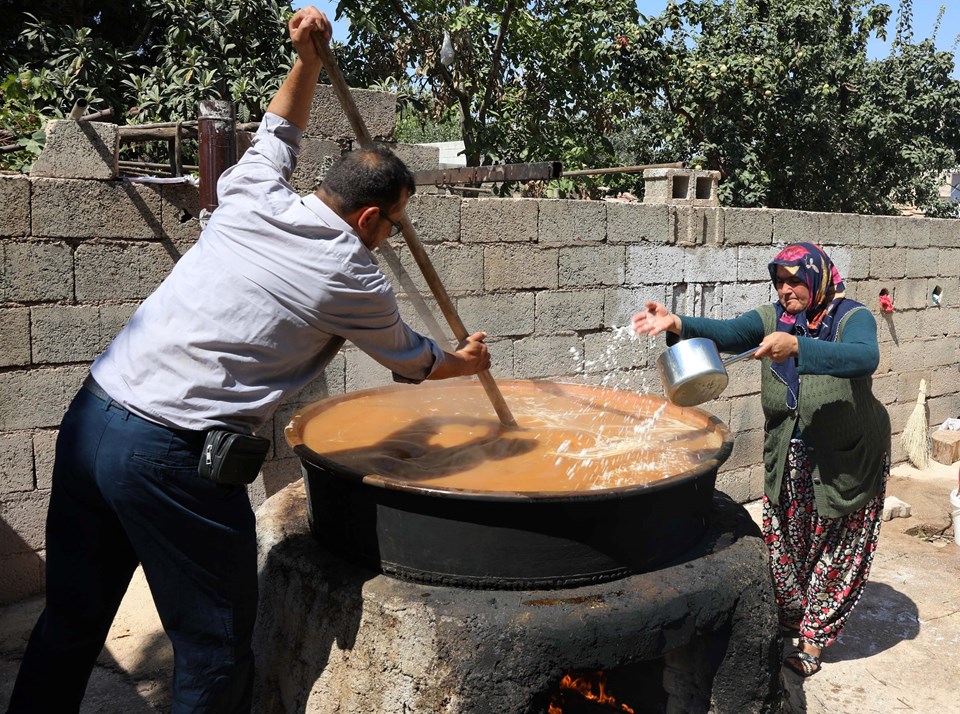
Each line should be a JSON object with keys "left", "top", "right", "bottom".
{"left": 477, "top": 0, "right": 516, "bottom": 127}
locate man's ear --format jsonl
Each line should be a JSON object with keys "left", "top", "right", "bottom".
{"left": 356, "top": 206, "right": 380, "bottom": 232}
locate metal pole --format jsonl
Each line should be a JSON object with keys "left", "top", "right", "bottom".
{"left": 197, "top": 100, "right": 236, "bottom": 221}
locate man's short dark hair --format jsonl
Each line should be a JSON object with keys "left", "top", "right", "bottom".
{"left": 319, "top": 146, "right": 416, "bottom": 214}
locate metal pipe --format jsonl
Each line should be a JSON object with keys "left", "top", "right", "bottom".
{"left": 68, "top": 98, "right": 88, "bottom": 120}
{"left": 197, "top": 99, "right": 236, "bottom": 216}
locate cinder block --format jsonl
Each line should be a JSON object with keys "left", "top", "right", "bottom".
{"left": 672, "top": 206, "right": 723, "bottom": 245}
{"left": 921, "top": 336, "right": 959, "bottom": 369}
{"left": 931, "top": 276, "right": 960, "bottom": 308}
{"left": 296, "top": 353, "right": 346, "bottom": 403}
{"left": 642, "top": 168, "right": 719, "bottom": 206}
{"left": 603, "top": 286, "right": 669, "bottom": 328}
{"left": 722, "top": 427, "right": 764, "bottom": 471}
{"left": 582, "top": 330, "right": 646, "bottom": 374}
{"left": 386, "top": 142, "right": 439, "bottom": 173}
{"left": 896, "top": 217, "right": 931, "bottom": 248}
{"left": 684, "top": 247, "right": 730, "bottom": 283}
{"left": 606, "top": 202, "right": 670, "bottom": 244}
{"left": 928, "top": 393, "right": 960, "bottom": 431}
{"left": 537, "top": 199, "right": 606, "bottom": 243}
{"left": 306, "top": 85, "right": 397, "bottom": 140}
{"left": 559, "top": 245, "right": 625, "bottom": 287}
{"left": 461, "top": 198, "right": 537, "bottom": 243}
{"left": 0, "top": 431, "right": 34, "bottom": 493}
{"left": 720, "top": 283, "right": 773, "bottom": 320}
{"left": 30, "top": 119, "right": 118, "bottom": 179}
{"left": 75, "top": 242, "right": 175, "bottom": 301}
{"left": 395, "top": 293, "right": 454, "bottom": 343}
{"left": 826, "top": 245, "right": 869, "bottom": 281}
{"left": 456, "top": 293, "right": 535, "bottom": 337}
{"left": 406, "top": 194, "right": 461, "bottom": 244}
{"left": 818, "top": 212, "right": 860, "bottom": 246}
{"left": 0, "top": 489, "right": 50, "bottom": 551}
{"left": 715, "top": 465, "right": 764, "bottom": 503}
{"left": 905, "top": 248, "right": 939, "bottom": 278}
{"left": 32, "top": 179, "right": 162, "bottom": 239}
{"left": 770, "top": 209, "right": 818, "bottom": 247}
{"left": 0, "top": 308, "right": 31, "bottom": 367}
{"left": 725, "top": 395, "right": 765, "bottom": 432}
{"left": 484, "top": 337, "right": 514, "bottom": 380}
{"left": 928, "top": 217, "right": 960, "bottom": 247}
{"left": 871, "top": 373, "right": 901, "bottom": 405}
{"left": 916, "top": 305, "right": 960, "bottom": 340}
{"left": 160, "top": 183, "right": 202, "bottom": 248}
{"left": 0, "top": 366, "right": 85, "bottom": 430}
{"left": 723, "top": 208, "right": 773, "bottom": 246}
{"left": 0, "top": 551, "right": 45, "bottom": 606}
{"left": 859, "top": 215, "right": 899, "bottom": 248}
{"left": 869, "top": 247, "right": 907, "bottom": 278}
{"left": 535, "top": 289, "right": 605, "bottom": 332}
{"left": 343, "top": 348, "right": 399, "bottom": 392}
{"left": 939, "top": 248, "right": 960, "bottom": 277}
{"left": 0, "top": 240, "right": 73, "bottom": 303}
{"left": 513, "top": 334, "right": 582, "bottom": 379}
{"left": 624, "top": 244, "right": 686, "bottom": 285}
{"left": 724, "top": 356, "right": 762, "bottom": 398}
{"left": 736, "top": 246, "right": 776, "bottom": 282}
{"left": 31, "top": 304, "right": 134, "bottom": 364}
{"left": 894, "top": 278, "right": 934, "bottom": 310}
{"left": 0, "top": 175, "right": 30, "bottom": 237}
{"left": 484, "top": 245, "right": 558, "bottom": 290}
{"left": 33, "top": 428, "right": 57, "bottom": 490}
{"left": 399, "top": 243, "right": 483, "bottom": 294}
{"left": 289, "top": 137, "right": 343, "bottom": 194}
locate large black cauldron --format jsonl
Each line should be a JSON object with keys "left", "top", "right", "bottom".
{"left": 286, "top": 380, "right": 733, "bottom": 590}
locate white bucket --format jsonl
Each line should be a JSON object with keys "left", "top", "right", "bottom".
{"left": 951, "top": 489, "right": 960, "bottom": 547}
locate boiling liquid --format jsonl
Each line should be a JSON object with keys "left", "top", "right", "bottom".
{"left": 296, "top": 381, "right": 724, "bottom": 493}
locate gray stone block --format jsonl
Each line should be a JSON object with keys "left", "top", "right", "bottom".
{"left": 818, "top": 212, "right": 860, "bottom": 246}
{"left": 715, "top": 465, "right": 764, "bottom": 503}
{"left": 0, "top": 308, "right": 31, "bottom": 367}
{"left": 895, "top": 279, "right": 934, "bottom": 310}
{"left": 461, "top": 198, "right": 537, "bottom": 243}
{"left": 535, "top": 289, "right": 604, "bottom": 332}
{"left": 456, "top": 293, "right": 535, "bottom": 337}
{"left": 770, "top": 209, "right": 818, "bottom": 247}
{"left": 399, "top": 243, "right": 484, "bottom": 294}
{"left": 537, "top": 199, "right": 606, "bottom": 243}
{"left": 928, "top": 217, "right": 960, "bottom": 247}
{"left": 722, "top": 427, "right": 764, "bottom": 471}
{"left": 896, "top": 217, "right": 931, "bottom": 248}
{"left": 343, "top": 348, "right": 398, "bottom": 392}
{"left": 720, "top": 283, "right": 773, "bottom": 320}
{"left": 859, "top": 215, "right": 899, "bottom": 248}
{"left": 905, "top": 248, "right": 939, "bottom": 278}
{"left": 939, "top": 248, "right": 960, "bottom": 277}
{"left": 484, "top": 245, "right": 557, "bottom": 290}
{"left": 724, "top": 208, "right": 773, "bottom": 246}
{"left": 603, "top": 286, "right": 669, "bottom": 328}
{"left": 396, "top": 294, "right": 453, "bottom": 344}
{"left": 160, "top": 183, "right": 202, "bottom": 248}
{"left": 559, "top": 245, "right": 625, "bottom": 287}
{"left": 0, "top": 490, "right": 50, "bottom": 553}
{"left": 0, "top": 365, "right": 85, "bottom": 430}
{"left": 406, "top": 194, "right": 461, "bottom": 244}
{"left": 684, "top": 247, "right": 732, "bottom": 283}
{"left": 30, "top": 119, "right": 118, "bottom": 179}
{"left": 606, "top": 202, "right": 671, "bottom": 243}
{"left": 75, "top": 242, "right": 175, "bottom": 301}
{"left": 0, "top": 550, "right": 45, "bottom": 605}
{"left": 485, "top": 337, "right": 515, "bottom": 380}
{"left": 33, "top": 428, "right": 57, "bottom": 490}
{"left": 869, "top": 247, "right": 908, "bottom": 278}
{"left": 306, "top": 85, "right": 397, "bottom": 140}
{"left": 31, "top": 304, "right": 134, "bottom": 364}
{"left": 289, "top": 137, "right": 343, "bottom": 194}
{"left": 513, "top": 333, "right": 582, "bottom": 379}
{"left": 826, "top": 245, "right": 869, "bottom": 281}
{"left": 32, "top": 179, "right": 163, "bottom": 239}
{"left": 724, "top": 395, "right": 765, "bottom": 432}
{"left": 0, "top": 240, "right": 73, "bottom": 303}
{"left": 386, "top": 142, "right": 439, "bottom": 172}
{"left": 0, "top": 431, "right": 34, "bottom": 493}
{"left": 736, "top": 246, "right": 775, "bottom": 282}
{"left": 624, "top": 244, "right": 687, "bottom": 285}
{"left": 0, "top": 176, "right": 30, "bottom": 236}
{"left": 582, "top": 330, "right": 646, "bottom": 374}
{"left": 642, "top": 168, "right": 719, "bottom": 206}
{"left": 672, "top": 206, "right": 723, "bottom": 245}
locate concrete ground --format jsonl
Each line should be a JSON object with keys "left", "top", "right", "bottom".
{"left": 1, "top": 462, "right": 959, "bottom": 713}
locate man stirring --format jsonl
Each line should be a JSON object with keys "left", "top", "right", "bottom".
{"left": 6, "top": 7, "right": 489, "bottom": 712}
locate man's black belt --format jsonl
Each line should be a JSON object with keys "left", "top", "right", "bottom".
{"left": 82, "top": 374, "right": 113, "bottom": 403}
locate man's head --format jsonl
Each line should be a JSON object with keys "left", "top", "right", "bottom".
{"left": 316, "top": 146, "right": 416, "bottom": 250}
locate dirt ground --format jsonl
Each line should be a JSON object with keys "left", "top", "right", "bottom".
{"left": 1, "top": 462, "right": 959, "bottom": 713}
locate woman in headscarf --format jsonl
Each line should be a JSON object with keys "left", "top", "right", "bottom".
{"left": 632, "top": 242, "right": 890, "bottom": 678}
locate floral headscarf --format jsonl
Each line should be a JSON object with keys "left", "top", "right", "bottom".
{"left": 767, "top": 242, "right": 853, "bottom": 409}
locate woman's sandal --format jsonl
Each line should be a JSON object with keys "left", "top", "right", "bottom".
{"left": 783, "top": 649, "right": 822, "bottom": 677}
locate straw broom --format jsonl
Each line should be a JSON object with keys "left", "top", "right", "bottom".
{"left": 901, "top": 379, "right": 930, "bottom": 469}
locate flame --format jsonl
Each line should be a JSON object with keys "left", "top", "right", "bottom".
{"left": 548, "top": 671, "right": 635, "bottom": 713}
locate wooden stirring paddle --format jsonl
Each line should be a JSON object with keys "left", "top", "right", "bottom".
{"left": 311, "top": 33, "right": 518, "bottom": 428}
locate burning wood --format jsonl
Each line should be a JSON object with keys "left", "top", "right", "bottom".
{"left": 548, "top": 671, "right": 635, "bottom": 713}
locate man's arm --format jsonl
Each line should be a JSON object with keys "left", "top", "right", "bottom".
{"left": 265, "top": 6, "right": 331, "bottom": 130}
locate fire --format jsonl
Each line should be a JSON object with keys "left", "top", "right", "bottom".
{"left": 548, "top": 671, "right": 635, "bottom": 713}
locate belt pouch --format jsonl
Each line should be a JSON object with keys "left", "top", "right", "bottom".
{"left": 198, "top": 430, "right": 270, "bottom": 485}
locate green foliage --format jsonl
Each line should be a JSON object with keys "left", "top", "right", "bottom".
{"left": 1, "top": 0, "right": 293, "bottom": 172}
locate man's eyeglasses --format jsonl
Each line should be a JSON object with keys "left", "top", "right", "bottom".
{"left": 379, "top": 210, "right": 403, "bottom": 237}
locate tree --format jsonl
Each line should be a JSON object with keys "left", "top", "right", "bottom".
{"left": 618, "top": 0, "right": 960, "bottom": 214}
{"left": 333, "top": 0, "right": 644, "bottom": 185}
{"left": 1, "top": 0, "right": 293, "bottom": 171}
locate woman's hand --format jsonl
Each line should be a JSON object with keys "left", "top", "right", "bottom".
{"left": 632, "top": 301, "right": 681, "bottom": 337}
{"left": 288, "top": 6, "right": 331, "bottom": 63}
{"left": 754, "top": 332, "right": 799, "bottom": 362}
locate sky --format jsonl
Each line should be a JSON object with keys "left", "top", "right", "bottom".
{"left": 294, "top": 1, "right": 959, "bottom": 78}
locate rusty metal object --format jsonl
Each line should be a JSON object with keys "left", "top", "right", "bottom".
{"left": 412, "top": 161, "right": 562, "bottom": 186}
{"left": 197, "top": 100, "right": 236, "bottom": 216}
{"left": 562, "top": 161, "right": 683, "bottom": 177}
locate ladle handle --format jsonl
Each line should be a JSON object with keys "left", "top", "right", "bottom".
{"left": 722, "top": 347, "right": 759, "bottom": 367}
{"left": 312, "top": 33, "right": 518, "bottom": 428}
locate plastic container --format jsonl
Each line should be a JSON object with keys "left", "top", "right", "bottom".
{"left": 951, "top": 488, "right": 960, "bottom": 547}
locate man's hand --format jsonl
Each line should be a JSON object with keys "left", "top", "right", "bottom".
{"left": 754, "top": 331, "right": 799, "bottom": 363}
{"left": 289, "top": 6, "right": 331, "bottom": 64}
{"left": 428, "top": 332, "right": 491, "bottom": 379}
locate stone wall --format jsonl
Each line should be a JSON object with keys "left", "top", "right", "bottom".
{"left": 2, "top": 114, "right": 960, "bottom": 605}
